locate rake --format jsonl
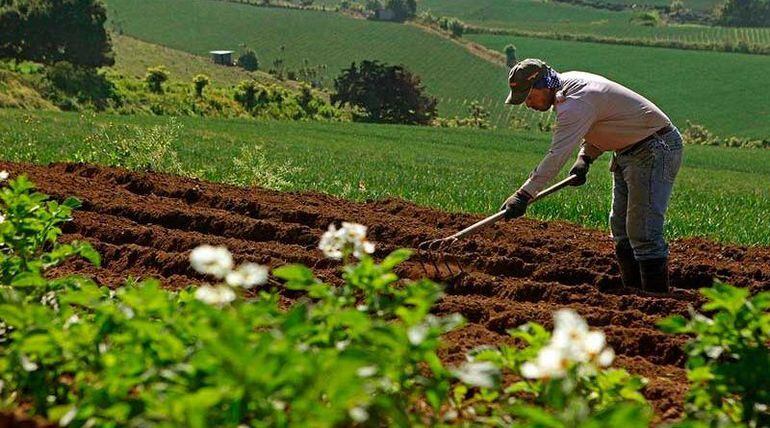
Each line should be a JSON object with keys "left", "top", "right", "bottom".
{"left": 417, "top": 175, "right": 579, "bottom": 280}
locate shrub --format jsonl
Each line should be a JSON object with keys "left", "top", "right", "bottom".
{"left": 659, "top": 283, "right": 770, "bottom": 425}
{"left": 145, "top": 65, "right": 169, "bottom": 94}
{"left": 224, "top": 144, "right": 299, "bottom": 190}
{"left": 43, "top": 61, "right": 116, "bottom": 110}
{"left": 237, "top": 49, "right": 260, "bottom": 71}
{"left": 193, "top": 73, "right": 210, "bottom": 97}
{"left": 504, "top": 44, "right": 518, "bottom": 67}
{"left": 332, "top": 60, "right": 437, "bottom": 125}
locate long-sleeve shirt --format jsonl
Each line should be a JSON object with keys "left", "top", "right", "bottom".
{"left": 519, "top": 71, "right": 671, "bottom": 197}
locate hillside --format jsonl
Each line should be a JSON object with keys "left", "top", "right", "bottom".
{"left": 106, "top": 0, "right": 513, "bottom": 124}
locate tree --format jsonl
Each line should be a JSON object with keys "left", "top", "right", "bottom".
{"left": 237, "top": 50, "right": 260, "bottom": 71}
{"left": 332, "top": 60, "right": 437, "bottom": 125}
{"left": 385, "top": 0, "right": 417, "bottom": 21}
{"left": 715, "top": 0, "right": 770, "bottom": 27}
{"left": 193, "top": 74, "right": 210, "bottom": 97}
{"left": 145, "top": 66, "right": 169, "bottom": 94}
{"left": 365, "top": 0, "right": 383, "bottom": 11}
{"left": 0, "top": 0, "right": 114, "bottom": 67}
{"left": 504, "top": 44, "right": 518, "bottom": 68}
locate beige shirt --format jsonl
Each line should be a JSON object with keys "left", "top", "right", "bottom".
{"left": 520, "top": 71, "right": 671, "bottom": 197}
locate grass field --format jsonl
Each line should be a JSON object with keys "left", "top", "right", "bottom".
{"left": 419, "top": 0, "right": 770, "bottom": 45}
{"left": 468, "top": 34, "right": 770, "bottom": 138}
{"left": 106, "top": 0, "right": 513, "bottom": 124}
{"left": 2, "top": 108, "right": 769, "bottom": 245}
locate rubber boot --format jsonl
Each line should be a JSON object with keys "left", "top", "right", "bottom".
{"left": 614, "top": 244, "right": 641, "bottom": 289}
{"left": 639, "top": 258, "right": 669, "bottom": 294}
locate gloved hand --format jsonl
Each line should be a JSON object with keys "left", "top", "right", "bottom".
{"left": 500, "top": 190, "right": 532, "bottom": 219}
{"left": 568, "top": 154, "right": 593, "bottom": 186}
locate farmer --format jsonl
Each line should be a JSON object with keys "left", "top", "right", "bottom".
{"left": 501, "top": 58, "right": 683, "bottom": 294}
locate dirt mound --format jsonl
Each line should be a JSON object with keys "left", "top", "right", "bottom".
{"left": 3, "top": 161, "right": 770, "bottom": 423}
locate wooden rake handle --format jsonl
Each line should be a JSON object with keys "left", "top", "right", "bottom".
{"left": 445, "top": 174, "right": 579, "bottom": 241}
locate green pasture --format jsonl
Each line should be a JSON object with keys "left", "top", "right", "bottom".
{"left": 2, "top": 108, "right": 769, "bottom": 245}
{"left": 469, "top": 34, "right": 770, "bottom": 138}
{"left": 106, "top": 0, "right": 513, "bottom": 125}
{"left": 419, "top": 0, "right": 770, "bottom": 45}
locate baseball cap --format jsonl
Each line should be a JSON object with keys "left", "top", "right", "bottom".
{"left": 505, "top": 58, "right": 548, "bottom": 105}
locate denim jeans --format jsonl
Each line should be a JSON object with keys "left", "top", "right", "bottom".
{"left": 610, "top": 127, "right": 683, "bottom": 261}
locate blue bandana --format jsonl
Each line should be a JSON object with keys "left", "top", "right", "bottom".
{"left": 532, "top": 68, "right": 561, "bottom": 90}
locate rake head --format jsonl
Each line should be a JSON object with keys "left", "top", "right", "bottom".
{"left": 417, "top": 236, "right": 466, "bottom": 281}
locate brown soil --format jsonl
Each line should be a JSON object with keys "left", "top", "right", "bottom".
{"left": 3, "top": 161, "right": 769, "bottom": 424}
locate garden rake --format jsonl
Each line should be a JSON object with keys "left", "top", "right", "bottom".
{"left": 417, "top": 175, "right": 579, "bottom": 280}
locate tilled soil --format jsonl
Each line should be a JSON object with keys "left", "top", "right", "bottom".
{"left": 3, "top": 161, "right": 770, "bottom": 424}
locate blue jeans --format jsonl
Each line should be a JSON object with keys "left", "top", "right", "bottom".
{"left": 610, "top": 127, "right": 683, "bottom": 261}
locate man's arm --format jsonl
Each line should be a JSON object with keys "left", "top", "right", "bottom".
{"left": 519, "top": 99, "right": 595, "bottom": 197}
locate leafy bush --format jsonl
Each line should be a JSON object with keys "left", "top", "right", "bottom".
{"left": 682, "top": 121, "right": 770, "bottom": 149}
{"left": 224, "top": 144, "right": 299, "bottom": 190}
{"left": 715, "top": 0, "right": 770, "bottom": 28}
{"left": 43, "top": 61, "right": 117, "bottom": 110}
{"left": 504, "top": 44, "right": 518, "bottom": 67}
{"left": 332, "top": 60, "right": 437, "bottom": 125}
{"left": 145, "top": 65, "right": 170, "bottom": 94}
{"left": 432, "top": 100, "right": 491, "bottom": 129}
{"left": 192, "top": 74, "right": 210, "bottom": 97}
{"left": 237, "top": 49, "right": 260, "bottom": 71}
{"left": 660, "top": 283, "right": 770, "bottom": 425}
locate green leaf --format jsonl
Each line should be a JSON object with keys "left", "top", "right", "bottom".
{"left": 62, "top": 197, "right": 81, "bottom": 209}
{"left": 657, "top": 315, "right": 688, "bottom": 333}
{"left": 380, "top": 248, "right": 413, "bottom": 270}
{"left": 273, "top": 264, "right": 315, "bottom": 283}
{"left": 76, "top": 243, "right": 101, "bottom": 267}
{"left": 11, "top": 271, "right": 47, "bottom": 287}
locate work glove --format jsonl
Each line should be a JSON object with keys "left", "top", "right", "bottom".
{"left": 500, "top": 190, "right": 533, "bottom": 220}
{"left": 568, "top": 154, "right": 593, "bottom": 186}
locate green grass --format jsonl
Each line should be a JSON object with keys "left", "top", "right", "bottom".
{"left": 2, "top": 108, "right": 769, "bottom": 246}
{"left": 419, "top": 0, "right": 770, "bottom": 45}
{"left": 468, "top": 34, "right": 770, "bottom": 138}
{"left": 106, "top": 0, "right": 513, "bottom": 124}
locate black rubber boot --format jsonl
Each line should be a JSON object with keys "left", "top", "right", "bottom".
{"left": 639, "top": 258, "right": 669, "bottom": 294}
{"left": 615, "top": 244, "right": 641, "bottom": 289}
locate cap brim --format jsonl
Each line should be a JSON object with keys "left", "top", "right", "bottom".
{"left": 505, "top": 89, "right": 528, "bottom": 105}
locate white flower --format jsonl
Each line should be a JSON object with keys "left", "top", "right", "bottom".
{"left": 597, "top": 348, "right": 615, "bottom": 367}
{"left": 583, "top": 331, "right": 606, "bottom": 356}
{"left": 0, "top": 321, "right": 8, "bottom": 342}
{"left": 0, "top": 170, "right": 8, "bottom": 182}
{"left": 195, "top": 285, "right": 236, "bottom": 307}
{"left": 64, "top": 315, "right": 80, "bottom": 329}
{"left": 349, "top": 406, "right": 369, "bottom": 423}
{"left": 225, "top": 262, "right": 268, "bottom": 289}
{"left": 705, "top": 346, "right": 723, "bottom": 359}
{"left": 0, "top": 213, "right": 5, "bottom": 224}
{"left": 41, "top": 291, "right": 59, "bottom": 312}
{"left": 407, "top": 324, "right": 429, "bottom": 345}
{"left": 455, "top": 361, "right": 499, "bottom": 388}
{"left": 190, "top": 245, "right": 233, "bottom": 279}
{"left": 60, "top": 406, "right": 77, "bottom": 426}
{"left": 335, "top": 340, "right": 350, "bottom": 351}
{"left": 20, "top": 354, "right": 38, "bottom": 372}
{"left": 318, "top": 222, "right": 375, "bottom": 260}
{"left": 357, "top": 366, "right": 377, "bottom": 377}
{"left": 552, "top": 309, "right": 590, "bottom": 361}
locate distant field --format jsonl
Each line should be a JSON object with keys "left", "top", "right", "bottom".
{"left": 2, "top": 108, "right": 769, "bottom": 245}
{"left": 419, "top": 0, "right": 770, "bottom": 46}
{"left": 468, "top": 34, "right": 770, "bottom": 138}
{"left": 106, "top": 0, "right": 515, "bottom": 124}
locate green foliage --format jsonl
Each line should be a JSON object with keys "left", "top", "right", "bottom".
{"left": 332, "top": 60, "right": 437, "bottom": 125}
{"left": 384, "top": 0, "right": 417, "bottom": 21}
{"left": 432, "top": 100, "right": 491, "bottom": 129}
{"left": 237, "top": 49, "right": 260, "bottom": 71}
{"left": 659, "top": 283, "right": 770, "bottom": 425}
{"left": 715, "top": 0, "right": 770, "bottom": 27}
{"left": 224, "top": 144, "right": 299, "bottom": 190}
{"left": 192, "top": 74, "right": 210, "bottom": 97}
{"left": 145, "top": 65, "right": 170, "bottom": 94}
{"left": 43, "top": 61, "right": 117, "bottom": 110}
{"left": 630, "top": 9, "right": 666, "bottom": 26}
{"left": 0, "top": 0, "right": 114, "bottom": 67}
{"left": 72, "top": 118, "right": 188, "bottom": 176}
{"left": 682, "top": 121, "right": 770, "bottom": 149}
{"left": 0, "top": 175, "right": 100, "bottom": 288}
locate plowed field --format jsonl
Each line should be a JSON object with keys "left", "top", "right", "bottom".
{"left": 3, "top": 161, "right": 770, "bottom": 423}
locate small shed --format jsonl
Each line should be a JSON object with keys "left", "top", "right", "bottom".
{"left": 374, "top": 9, "right": 397, "bottom": 21}
{"left": 210, "top": 50, "right": 234, "bottom": 66}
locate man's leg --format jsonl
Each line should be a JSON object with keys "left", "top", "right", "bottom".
{"left": 609, "top": 155, "right": 641, "bottom": 289}
{"left": 621, "top": 131, "right": 683, "bottom": 293}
